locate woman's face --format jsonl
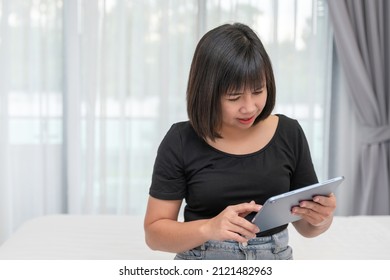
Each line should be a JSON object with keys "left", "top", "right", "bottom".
{"left": 219, "top": 83, "right": 267, "bottom": 133}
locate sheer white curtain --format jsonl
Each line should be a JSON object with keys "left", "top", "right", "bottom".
{"left": 63, "top": 0, "right": 197, "bottom": 215}
{"left": 0, "top": 0, "right": 64, "bottom": 243}
{"left": 0, "top": 0, "right": 332, "bottom": 244}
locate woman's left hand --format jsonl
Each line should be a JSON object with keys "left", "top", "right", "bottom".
{"left": 291, "top": 193, "right": 336, "bottom": 227}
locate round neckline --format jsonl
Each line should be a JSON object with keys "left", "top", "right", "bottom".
{"left": 202, "top": 115, "right": 281, "bottom": 158}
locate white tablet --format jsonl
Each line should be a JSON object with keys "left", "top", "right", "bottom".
{"left": 251, "top": 176, "right": 345, "bottom": 232}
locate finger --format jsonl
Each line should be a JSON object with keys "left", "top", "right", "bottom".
{"left": 225, "top": 231, "right": 250, "bottom": 243}
{"left": 292, "top": 206, "right": 328, "bottom": 226}
{"left": 228, "top": 222, "right": 257, "bottom": 239}
{"left": 231, "top": 202, "right": 261, "bottom": 214}
{"left": 292, "top": 206, "right": 314, "bottom": 216}
{"left": 299, "top": 200, "right": 335, "bottom": 216}
{"left": 233, "top": 216, "right": 260, "bottom": 234}
{"left": 238, "top": 201, "right": 255, "bottom": 217}
{"left": 293, "top": 203, "right": 328, "bottom": 217}
{"left": 292, "top": 208, "right": 320, "bottom": 225}
{"left": 312, "top": 193, "right": 337, "bottom": 207}
{"left": 298, "top": 200, "right": 322, "bottom": 212}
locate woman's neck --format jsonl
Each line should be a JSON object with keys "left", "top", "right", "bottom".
{"left": 206, "top": 115, "right": 278, "bottom": 155}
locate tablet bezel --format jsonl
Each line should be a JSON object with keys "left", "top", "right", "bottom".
{"left": 251, "top": 176, "right": 345, "bottom": 232}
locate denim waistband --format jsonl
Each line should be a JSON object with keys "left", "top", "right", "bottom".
{"left": 198, "top": 227, "right": 289, "bottom": 251}
{"left": 175, "top": 228, "right": 292, "bottom": 260}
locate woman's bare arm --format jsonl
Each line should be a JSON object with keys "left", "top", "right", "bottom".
{"left": 144, "top": 196, "right": 261, "bottom": 253}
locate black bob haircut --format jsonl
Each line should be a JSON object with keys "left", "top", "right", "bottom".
{"left": 186, "top": 22, "right": 276, "bottom": 141}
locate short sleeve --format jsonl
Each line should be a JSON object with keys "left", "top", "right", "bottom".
{"left": 149, "top": 124, "right": 187, "bottom": 200}
{"left": 290, "top": 120, "right": 318, "bottom": 189}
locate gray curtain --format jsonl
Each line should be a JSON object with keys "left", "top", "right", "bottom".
{"left": 328, "top": 0, "right": 390, "bottom": 214}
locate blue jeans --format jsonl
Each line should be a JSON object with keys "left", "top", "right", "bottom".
{"left": 174, "top": 228, "right": 292, "bottom": 260}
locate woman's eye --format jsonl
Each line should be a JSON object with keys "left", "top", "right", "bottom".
{"left": 253, "top": 90, "right": 263, "bottom": 95}
{"left": 227, "top": 95, "right": 240, "bottom": 101}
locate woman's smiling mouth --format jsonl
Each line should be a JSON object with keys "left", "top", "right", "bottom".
{"left": 238, "top": 116, "right": 255, "bottom": 124}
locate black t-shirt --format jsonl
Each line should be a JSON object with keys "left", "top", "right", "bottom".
{"left": 149, "top": 114, "right": 318, "bottom": 236}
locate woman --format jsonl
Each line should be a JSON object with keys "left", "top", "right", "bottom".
{"left": 144, "top": 22, "right": 336, "bottom": 260}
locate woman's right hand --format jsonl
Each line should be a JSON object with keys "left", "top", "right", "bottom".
{"left": 202, "top": 201, "right": 261, "bottom": 243}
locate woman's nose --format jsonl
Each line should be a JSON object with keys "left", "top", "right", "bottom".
{"left": 240, "top": 94, "right": 257, "bottom": 113}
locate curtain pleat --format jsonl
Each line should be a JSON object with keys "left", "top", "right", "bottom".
{"left": 328, "top": 0, "right": 390, "bottom": 214}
